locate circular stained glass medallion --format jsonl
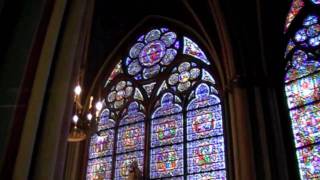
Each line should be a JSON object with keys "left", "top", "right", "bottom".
{"left": 126, "top": 28, "right": 179, "bottom": 80}
{"left": 139, "top": 40, "right": 166, "bottom": 67}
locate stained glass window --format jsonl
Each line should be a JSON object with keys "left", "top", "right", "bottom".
{"left": 87, "top": 108, "right": 115, "bottom": 179}
{"left": 284, "top": 7, "right": 320, "bottom": 178}
{"left": 107, "top": 81, "right": 134, "bottom": 109}
{"left": 186, "top": 83, "right": 226, "bottom": 177}
{"left": 87, "top": 27, "right": 228, "bottom": 180}
{"left": 168, "top": 62, "right": 201, "bottom": 92}
{"left": 115, "top": 101, "right": 145, "bottom": 179}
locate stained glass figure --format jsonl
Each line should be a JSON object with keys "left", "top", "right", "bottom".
{"left": 98, "top": 108, "right": 115, "bottom": 131}
{"left": 89, "top": 130, "right": 114, "bottom": 159}
{"left": 115, "top": 151, "right": 144, "bottom": 180}
{"left": 150, "top": 144, "right": 184, "bottom": 179}
{"left": 151, "top": 113, "right": 183, "bottom": 147}
{"left": 168, "top": 62, "right": 201, "bottom": 92}
{"left": 284, "top": 0, "right": 304, "bottom": 33}
{"left": 119, "top": 101, "right": 145, "bottom": 126}
{"left": 187, "top": 105, "right": 223, "bottom": 141}
{"left": 290, "top": 102, "right": 320, "bottom": 147}
{"left": 183, "top": 37, "right": 210, "bottom": 65}
{"left": 117, "top": 122, "right": 145, "bottom": 153}
{"left": 285, "top": 12, "right": 320, "bottom": 180}
{"left": 285, "top": 73, "right": 320, "bottom": 109}
{"left": 87, "top": 156, "right": 112, "bottom": 180}
{"left": 187, "top": 137, "right": 226, "bottom": 174}
{"left": 125, "top": 28, "right": 180, "bottom": 80}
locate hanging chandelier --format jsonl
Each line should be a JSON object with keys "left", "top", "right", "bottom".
{"left": 67, "top": 84, "right": 103, "bottom": 142}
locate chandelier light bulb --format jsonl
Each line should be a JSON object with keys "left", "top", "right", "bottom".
{"left": 74, "top": 85, "right": 82, "bottom": 95}
{"left": 87, "top": 113, "right": 93, "bottom": 121}
{"left": 95, "top": 101, "right": 103, "bottom": 111}
{"left": 72, "top": 114, "right": 79, "bottom": 123}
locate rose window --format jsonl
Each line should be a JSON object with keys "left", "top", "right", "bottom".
{"left": 125, "top": 28, "right": 180, "bottom": 80}
{"left": 294, "top": 15, "right": 320, "bottom": 47}
{"left": 107, "top": 81, "right": 133, "bottom": 109}
{"left": 168, "top": 62, "right": 201, "bottom": 92}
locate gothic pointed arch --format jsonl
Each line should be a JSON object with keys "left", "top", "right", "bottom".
{"left": 86, "top": 17, "right": 229, "bottom": 180}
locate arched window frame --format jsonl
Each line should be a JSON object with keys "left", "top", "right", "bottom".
{"left": 85, "top": 22, "right": 229, "bottom": 180}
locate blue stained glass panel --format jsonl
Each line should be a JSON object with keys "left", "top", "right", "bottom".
{"left": 98, "top": 109, "right": 115, "bottom": 131}
{"left": 291, "top": 15, "right": 320, "bottom": 48}
{"left": 187, "top": 136, "right": 226, "bottom": 174}
{"left": 150, "top": 144, "right": 184, "bottom": 179}
{"left": 201, "top": 69, "right": 216, "bottom": 84}
{"left": 303, "top": 15, "right": 319, "bottom": 26}
{"left": 309, "top": 35, "right": 320, "bottom": 47}
{"left": 139, "top": 40, "right": 166, "bottom": 67}
{"left": 295, "top": 28, "right": 307, "bottom": 42}
{"left": 129, "top": 42, "right": 144, "bottom": 59}
{"left": 152, "top": 93, "right": 182, "bottom": 118}
{"left": 310, "top": 0, "right": 320, "bottom": 5}
{"left": 119, "top": 102, "right": 145, "bottom": 126}
{"left": 285, "top": 59, "right": 320, "bottom": 83}
{"left": 160, "top": 32, "right": 177, "bottom": 47}
{"left": 87, "top": 156, "right": 112, "bottom": 180}
{"left": 145, "top": 29, "right": 161, "bottom": 43}
{"left": 161, "top": 49, "right": 177, "bottom": 65}
{"left": 151, "top": 114, "right": 183, "bottom": 147}
{"left": 306, "top": 24, "right": 320, "bottom": 37}
{"left": 183, "top": 37, "right": 210, "bottom": 65}
{"left": 117, "top": 122, "right": 145, "bottom": 153}
{"left": 187, "top": 83, "right": 220, "bottom": 110}
{"left": 128, "top": 59, "right": 142, "bottom": 76}
{"left": 285, "top": 73, "right": 320, "bottom": 109}
{"left": 297, "top": 145, "right": 320, "bottom": 179}
{"left": 89, "top": 130, "right": 114, "bottom": 159}
{"left": 142, "top": 82, "right": 156, "bottom": 97}
{"left": 115, "top": 151, "right": 144, "bottom": 180}
{"left": 187, "top": 170, "right": 227, "bottom": 180}
{"left": 187, "top": 105, "right": 223, "bottom": 141}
